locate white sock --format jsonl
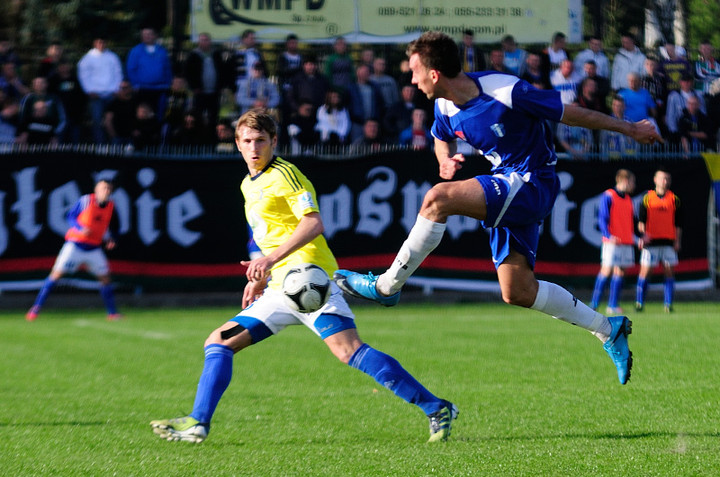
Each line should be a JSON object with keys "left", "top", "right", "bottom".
{"left": 376, "top": 215, "right": 446, "bottom": 295}
{"left": 531, "top": 280, "right": 611, "bottom": 342}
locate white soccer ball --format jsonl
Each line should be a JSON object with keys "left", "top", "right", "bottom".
{"left": 282, "top": 263, "right": 331, "bottom": 313}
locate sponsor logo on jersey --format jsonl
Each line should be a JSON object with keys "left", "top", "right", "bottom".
{"left": 490, "top": 123, "right": 505, "bottom": 137}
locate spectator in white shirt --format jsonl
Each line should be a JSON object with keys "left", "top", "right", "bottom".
{"left": 77, "top": 37, "right": 123, "bottom": 143}
{"left": 611, "top": 34, "right": 646, "bottom": 91}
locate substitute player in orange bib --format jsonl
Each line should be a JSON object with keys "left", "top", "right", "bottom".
{"left": 635, "top": 169, "right": 682, "bottom": 312}
{"left": 26, "top": 179, "right": 121, "bottom": 321}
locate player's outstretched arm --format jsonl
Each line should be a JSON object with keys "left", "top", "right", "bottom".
{"left": 561, "top": 104, "right": 663, "bottom": 145}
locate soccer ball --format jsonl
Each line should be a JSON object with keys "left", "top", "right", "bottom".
{"left": 282, "top": 263, "right": 331, "bottom": 313}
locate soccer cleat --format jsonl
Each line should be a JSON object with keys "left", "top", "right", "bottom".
{"left": 427, "top": 401, "right": 459, "bottom": 443}
{"left": 635, "top": 302, "right": 644, "bottom": 312}
{"left": 603, "top": 316, "right": 633, "bottom": 385}
{"left": 664, "top": 305, "right": 673, "bottom": 313}
{"left": 107, "top": 313, "right": 124, "bottom": 321}
{"left": 150, "top": 416, "right": 208, "bottom": 443}
{"left": 25, "top": 305, "right": 40, "bottom": 322}
{"left": 333, "top": 270, "right": 400, "bottom": 306}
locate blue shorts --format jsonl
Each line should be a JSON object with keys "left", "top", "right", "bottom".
{"left": 476, "top": 170, "right": 560, "bottom": 269}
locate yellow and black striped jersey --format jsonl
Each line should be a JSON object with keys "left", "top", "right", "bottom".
{"left": 241, "top": 156, "right": 337, "bottom": 289}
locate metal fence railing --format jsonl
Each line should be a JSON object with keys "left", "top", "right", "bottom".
{"left": 1, "top": 141, "right": 718, "bottom": 162}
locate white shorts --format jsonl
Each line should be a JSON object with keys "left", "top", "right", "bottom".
{"left": 601, "top": 242, "right": 635, "bottom": 268}
{"left": 233, "top": 282, "right": 354, "bottom": 341}
{"left": 640, "top": 245, "right": 678, "bottom": 268}
{"left": 52, "top": 241, "right": 110, "bottom": 276}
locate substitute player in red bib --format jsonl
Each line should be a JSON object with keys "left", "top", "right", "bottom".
{"left": 635, "top": 169, "right": 682, "bottom": 312}
{"left": 590, "top": 169, "right": 637, "bottom": 315}
{"left": 26, "top": 179, "right": 121, "bottom": 321}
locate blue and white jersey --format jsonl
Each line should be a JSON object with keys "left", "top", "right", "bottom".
{"left": 431, "top": 72, "right": 564, "bottom": 176}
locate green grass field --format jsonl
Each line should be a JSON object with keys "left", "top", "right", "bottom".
{"left": 2, "top": 300, "right": 720, "bottom": 476}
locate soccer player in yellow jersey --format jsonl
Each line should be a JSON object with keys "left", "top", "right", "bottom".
{"left": 151, "top": 110, "right": 456, "bottom": 443}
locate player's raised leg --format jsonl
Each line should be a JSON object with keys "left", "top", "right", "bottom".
{"left": 499, "top": 251, "right": 632, "bottom": 385}
{"left": 335, "top": 179, "right": 486, "bottom": 305}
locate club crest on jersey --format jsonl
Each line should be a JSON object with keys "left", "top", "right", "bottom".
{"left": 490, "top": 123, "right": 505, "bottom": 137}
{"left": 455, "top": 131, "right": 466, "bottom": 140}
{"left": 299, "top": 191, "right": 315, "bottom": 209}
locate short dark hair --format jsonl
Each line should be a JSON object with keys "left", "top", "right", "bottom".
{"left": 406, "top": 31, "right": 462, "bottom": 78}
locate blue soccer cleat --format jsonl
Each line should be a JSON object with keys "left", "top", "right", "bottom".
{"left": 603, "top": 316, "right": 633, "bottom": 385}
{"left": 333, "top": 270, "right": 400, "bottom": 306}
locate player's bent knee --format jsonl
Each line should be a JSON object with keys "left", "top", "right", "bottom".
{"left": 333, "top": 344, "right": 362, "bottom": 364}
{"left": 204, "top": 330, "right": 225, "bottom": 347}
{"left": 421, "top": 185, "right": 451, "bottom": 219}
{"left": 501, "top": 290, "right": 534, "bottom": 308}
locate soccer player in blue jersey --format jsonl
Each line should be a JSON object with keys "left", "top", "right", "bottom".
{"left": 336, "top": 31, "right": 663, "bottom": 388}
{"left": 151, "top": 110, "right": 456, "bottom": 443}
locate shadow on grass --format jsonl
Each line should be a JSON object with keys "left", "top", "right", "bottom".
{"left": 0, "top": 420, "right": 122, "bottom": 427}
{"left": 454, "top": 430, "right": 720, "bottom": 442}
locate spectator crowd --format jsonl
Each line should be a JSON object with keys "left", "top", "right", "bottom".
{"left": 1, "top": 28, "right": 719, "bottom": 156}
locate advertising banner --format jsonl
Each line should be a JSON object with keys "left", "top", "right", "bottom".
{"left": 191, "top": 0, "right": 582, "bottom": 44}
{"left": 0, "top": 150, "right": 710, "bottom": 291}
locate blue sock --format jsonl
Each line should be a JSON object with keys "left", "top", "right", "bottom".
{"left": 591, "top": 274, "right": 607, "bottom": 309}
{"left": 349, "top": 344, "right": 443, "bottom": 415}
{"left": 190, "top": 344, "right": 234, "bottom": 424}
{"left": 636, "top": 277, "right": 647, "bottom": 305}
{"left": 664, "top": 277, "right": 675, "bottom": 307}
{"left": 608, "top": 275, "right": 624, "bottom": 309}
{"left": 100, "top": 284, "right": 118, "bottom": 315}
{"left": 33, "top": 277, "right": 57, "bottom": 307}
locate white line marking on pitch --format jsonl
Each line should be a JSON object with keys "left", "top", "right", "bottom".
{"left": 73, "top": 319, "right": 172, "bottom": 340}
